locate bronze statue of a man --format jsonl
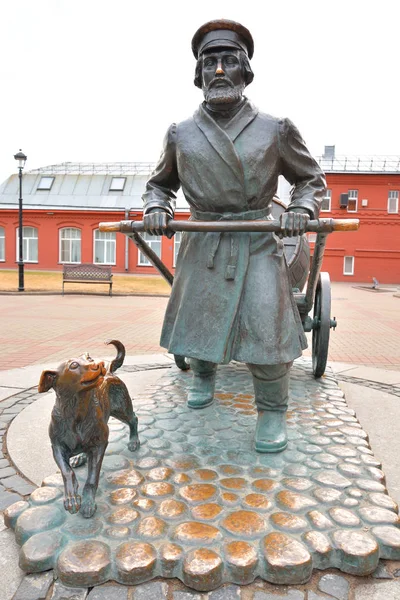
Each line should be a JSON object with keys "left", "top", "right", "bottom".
{"left": 143, "top": 19, "right": 326, "bottom": 453}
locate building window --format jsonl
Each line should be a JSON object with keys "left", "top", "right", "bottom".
{"left": 0, "top": 227, "right": 4, "bottom": 261}
{"left": 138, "top": 233, "right": 161, "bottom": 266}
{"left": 173, "top": 232, "right": 182, "bottom": 267}
{"left": 109, "top": 177, "right": 126, "bottom": 192}
{"left": 37, "top": 176, "right": 55, "bottom": 191}
{"left": 16, "top": 227, "right": 38, "bottom": 262}
{"left": 347, "top": 190, "right": 358, "bottom": 212}
{"left": 388, "top": 190, "right": 399, "bottom": 214}
{"left": 94, "top": 230, "right": 116, "bottom": 264}
{"left": 60, "top": 228, "right": 81, "bottom": 263}
{"left": 343, "top": 256, "right": 354, "bottom": 276}
{"left": 321, "top": 189, "right": 331, "bottom": 212}
{"left": 307, "top": 233, "right": 317, "bottom": 243}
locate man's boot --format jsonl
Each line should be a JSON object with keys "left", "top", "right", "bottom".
{"left": 251, "top": 368, "right": 290, "bottom": 453}
{"left": 187, "top": 359, "right": 217, "bottom": 409}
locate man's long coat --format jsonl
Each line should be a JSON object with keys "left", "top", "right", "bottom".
{"left": 143, "top": 100, "right": 326, "bottom": 365}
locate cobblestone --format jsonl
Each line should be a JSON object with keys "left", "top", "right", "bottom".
{"left": 3, "top": 406, "right": 24, "bottom": 414}
{"left": 121, "top": 363, "right": 172, "bottom": 373}
{"left": 132, "top": 581, "right": 168, "bottom": 599}
{"left": 0, "top": 489, "right": 23, "bottom": 510}
{"left": 354, "top": 580, "right": 400, "bottom": 599}
{"left": 371, "top": 563, "right": 394, "bottom": 579}
{"left": 308, "top": 593, "right": 337, "bottom": 600}
{"left": 50, "top": 582, "right": 88, "bottom": 599}
{"left": 172, "top": 592, "right": 204, "bottom": 600}
{"left": 336, "top": 374, "right": 400, "bottom": 398}
{"left": 0, "top": 466, "right": 17, "bottom": 478}
{"left": 317, "top": 574, "right": 350, "bottom": 600}
{"left": 0, "top": 397, "right": 24, "bottom": 408}
{"left": 253, "top": 590, "right": 304, "bottom": 600}
{"left": 208, "top": 584, "right": 240, "bottom": 600}
{"left": 2, "top": 474, "right": 36, "bottom": 495}
{"left": 0, "top": 387, "right": 39, "bottom": 517}
{"left": 0, "top": 413, "right": 17, "bottom": 423}
{"left": 87, "top": 583, "right": 127, "bottom": 600}
{"left": 13, "top": 572, "right": 53, "bottom": 600}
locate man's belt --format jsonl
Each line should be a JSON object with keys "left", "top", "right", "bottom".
{"left": 190, "top": 207, "right": 272, "bottom": 280}
{"left": 190, "top": 207, "right": 272, "bottom": 221}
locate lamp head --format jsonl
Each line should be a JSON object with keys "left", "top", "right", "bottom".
{"left": 14, "top": 150, "right": 27, "bottom": 169}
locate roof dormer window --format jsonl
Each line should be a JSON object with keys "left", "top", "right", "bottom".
{"left": 109, "top": 177, "right": 126, "bottom": 191}
{"left": 37, "top": 176, "right": 55, "bottom": 191}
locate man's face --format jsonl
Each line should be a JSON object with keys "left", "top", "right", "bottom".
{"left": 202, "top": 49, "right": 245, "bottom": 106}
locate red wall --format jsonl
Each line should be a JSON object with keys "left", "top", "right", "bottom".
{"left": 0, "top": 209, "right": 186, "bottom": 275}
{"left": 313, "top": 173, "right": 400, "bottom": 283}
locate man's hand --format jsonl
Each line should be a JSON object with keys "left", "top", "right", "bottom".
{"left": 143, "top": 210, "right": 174, "bottom": 238}
{"left": 279, "top": 211, "right": 310, "bottom": 237}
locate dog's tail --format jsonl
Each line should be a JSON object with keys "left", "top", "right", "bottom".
{"left": 105, "top": 340, "right": 125, "bottom": 373}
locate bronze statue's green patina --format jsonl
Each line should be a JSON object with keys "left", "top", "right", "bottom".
{"left": 143, "top": 19, "right": 327, "bottom": 453}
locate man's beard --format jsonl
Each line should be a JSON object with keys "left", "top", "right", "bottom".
{"left": 204, "top": 82, "right": 245, "bottom": 105}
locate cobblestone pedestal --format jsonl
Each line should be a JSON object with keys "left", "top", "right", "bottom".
{"left": 5, "top": 359, "right": 400, "bottom": 591}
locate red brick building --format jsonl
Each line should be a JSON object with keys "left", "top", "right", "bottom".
{"left": 314, "top": 152, "right": 400, "bottom": 283}
{"left": 0, "top": 157, "right": 399, "bottom": 283}
{"left": 0, "top": 163, "right": 185, "bottom": 276}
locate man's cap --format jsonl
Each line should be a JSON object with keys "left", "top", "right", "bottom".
{"left": 191, "top": 19, "right": 254, "bottom": 60}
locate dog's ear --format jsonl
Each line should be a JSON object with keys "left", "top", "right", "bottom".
{"left": 38, "top": 370, "right": 58, "bottom": 393}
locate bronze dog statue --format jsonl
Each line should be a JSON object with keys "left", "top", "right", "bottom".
{"left": 38, "top": 340, "right": 139, "bottom": 518}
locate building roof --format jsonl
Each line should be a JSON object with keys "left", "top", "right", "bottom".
{"left": 317, "top": 155, "right": 400, "bottom": 174}
{"left": 0, "top": 163, "right": 189, "bottom": 212}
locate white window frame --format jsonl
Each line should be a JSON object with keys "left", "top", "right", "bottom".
{"left": 37, "top": 176, "right": 55, "bottom": 191}
{"left": 109, "top": 177, "right": 126, "bottom": 192}
{"left": 16, "top": 226, "right": 38, "bottom": 263}
{"left": 307, "top": 233, "right": 317, "bottom": 243}
{"left": 59, "top": 227, "right": 81, "bottom": 264}
{"left": 321, "top": 189, "right": 331, "bottom": 212}
{"left": 138, "top": 233, "right": 162, "bottom": 266}
{"left": 343, "top": 256, "right": 354, "bottom": 276}
{"left": 347, "top": 190, "right": 358, "bottom": 213}
{"left": 173, "top": 231, "right": 182, "bottom": 267}
{"left": 93, "top": 229, "right": 116, "bottom": 265}
{"left": 0, "top": 227, "right": 5, "bottom": 261}
{"left": 388, "top": 190, "right": 399, "bottom": 214}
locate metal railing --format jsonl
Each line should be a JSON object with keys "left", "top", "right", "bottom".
{"left": 28, "top": 162, "right": 157, "bottom": 175}
{"left": 317, "top": 155, "right": 400, "bottom": 173}
{"left": 28, "top": 156, "right": 400, "bottom": 176}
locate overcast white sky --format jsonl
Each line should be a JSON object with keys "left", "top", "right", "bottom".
{"left": 1, "top": 0, "right": 399, "bottom": 184}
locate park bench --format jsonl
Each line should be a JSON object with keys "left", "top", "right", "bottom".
{"left": 62, "top": 264, "right": 113, "bottom": 296}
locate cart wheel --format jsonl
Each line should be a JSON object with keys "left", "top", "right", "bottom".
{"left": 174, "top": 355, "right": 190, "bottom": 371}
{"left": 312, "top": 272, "right": 331, "bottom": 378}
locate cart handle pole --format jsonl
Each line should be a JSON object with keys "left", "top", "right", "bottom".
{"left": 99, "top": 218, "right": 359, "bottom": 234}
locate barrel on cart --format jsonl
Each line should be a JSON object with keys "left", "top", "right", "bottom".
{"left": 271, "top": 198, "right": 310, "bottom": 292}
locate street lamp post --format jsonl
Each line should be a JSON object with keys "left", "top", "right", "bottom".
{"left": 14, "top": 150, "right": 27, "bottom": 292}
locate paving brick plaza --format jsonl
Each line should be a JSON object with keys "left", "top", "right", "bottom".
{"left": 0, "top": 282, "right": 399, "bottom": 372}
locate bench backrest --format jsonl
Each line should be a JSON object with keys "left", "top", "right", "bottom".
{"left": 63, "top": 263, "right": 112, "bottom": 281}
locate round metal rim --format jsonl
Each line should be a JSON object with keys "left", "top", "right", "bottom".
{"left": 312, "top": 272, "right": 331, "bottom": 378}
